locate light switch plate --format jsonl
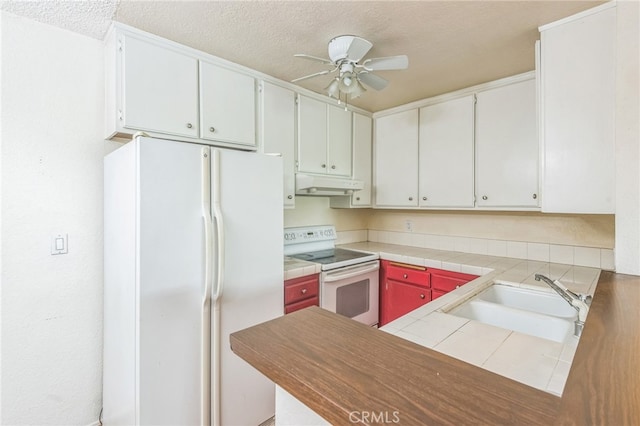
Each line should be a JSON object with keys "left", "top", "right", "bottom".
{"left": 51, "top": 234, "right": 68, "bottom": 255}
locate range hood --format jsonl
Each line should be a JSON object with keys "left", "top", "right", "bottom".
{"left": 295, "top": 173, "right": 364, "bottom": 196}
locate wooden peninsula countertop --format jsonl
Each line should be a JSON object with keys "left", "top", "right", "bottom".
{"left": 230, "top": 271, "right": 640, "bottom": 425}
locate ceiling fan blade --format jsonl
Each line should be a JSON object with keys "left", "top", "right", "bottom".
{"left": 291, "top": 69, "right": 331, "bottom": 83}
{"left": 358, "top": 72, "right": 388, "bottom": 91}
{"left": 346, "top": 37, "right": 373, "bottom": 62}
{"left": 293, "top": 54, "right": 333, "bottom": 65}
{"left": 362, "top": 55, "right": 409, "bottom": 71}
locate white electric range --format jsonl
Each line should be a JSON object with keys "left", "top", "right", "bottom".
{"left": 284, "top": 226, "right": 379, "bottom": 326}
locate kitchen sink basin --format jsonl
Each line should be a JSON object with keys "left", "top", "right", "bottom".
{"left": 476, "top": 283, "right": 577, "bottom": 318}
{"left": 447, "top": 284, "right": 578, "bottom": 344}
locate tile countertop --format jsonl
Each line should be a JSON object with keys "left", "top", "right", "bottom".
{"left": 283, "top": 257, "right": 322, "bottom": 280}
{"left": 338, "top": 241, "right": 601, "bottom": 396}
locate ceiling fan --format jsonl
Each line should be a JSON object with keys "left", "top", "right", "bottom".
{"left": 292, "top": 35, "right": 409, "bottom": 100}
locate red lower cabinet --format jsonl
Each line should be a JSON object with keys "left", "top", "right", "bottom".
{"left": 380, "top": 261, "right": 480, "bottom": 325}
{"left": 380, "top": 260, "right": 431, "bottom": 326}
{"left": 284, "top": 274, "right": 319, "bottom": 314}
{"left": 382, "top": 279, "right": 431, "bottom": 325}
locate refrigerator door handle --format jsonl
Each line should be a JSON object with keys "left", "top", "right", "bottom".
{"left": 201, "top": 147, "right": 212, "bottom": 426}
{"left": 212, "top": 149, "right": 225, "bottom": 302}
{"left": 211, "top": 149, "right": 225, "bottom": 426}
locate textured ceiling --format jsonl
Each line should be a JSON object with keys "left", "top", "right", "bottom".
{"left": 2, "top": 0, "right": 606, "bottom": 112}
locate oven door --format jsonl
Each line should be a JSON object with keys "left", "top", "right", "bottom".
{"left": 321, "top": 260, "right": 379, "bottom": 327}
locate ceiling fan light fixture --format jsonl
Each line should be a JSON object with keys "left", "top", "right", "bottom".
{"left": 350, "top": 79, "right": 366, "bottom": 99}
{"left": 325, "top": 78, "right": 340, "bottom": 98}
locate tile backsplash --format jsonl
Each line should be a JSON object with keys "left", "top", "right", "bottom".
{"left": 337, "top": 229, "right": 615, "bottom": 270}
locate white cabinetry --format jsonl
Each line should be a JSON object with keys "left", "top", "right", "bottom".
{"left": 261, "top": 81, "right": 296, "bottom": 208}
{"left": 199, "top": 61, "right": 256, "bottom": 147}
{"left": 475, "top": 78, "right": 538, "bottom": 208}
{"left": 418, "top": 95, "right": 475, "bottom": 208}
{"left": 113, "top": 32, "right": 199, "bottom": 138}
{"left": 298, "top": 95, "right": 352, "bottom": 177}
{"left": 331, "top": 113, "right": 373, "bottom": 208}
{"left": 539, "top": 4, "right": 616, "bottom": 213}
{"left": 105, "top": 26, "right": 257, "bottom": 150}
{"left": 374, "top": 109, "right": 419, "bottom": 207}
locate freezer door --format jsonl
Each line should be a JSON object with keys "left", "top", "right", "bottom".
{"left": 137, "top": 137, "right": 206, "bottom": 425}
{"left": 213, "top": 149, "right": 284, "bottom": 425}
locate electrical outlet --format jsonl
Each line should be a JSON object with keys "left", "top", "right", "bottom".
{"left": 405, "top": 220, "right": 413, "bottom": 232}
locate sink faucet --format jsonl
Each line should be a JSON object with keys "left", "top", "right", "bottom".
{"left": 534, "top": 274, "right": 591, "bottom": 337}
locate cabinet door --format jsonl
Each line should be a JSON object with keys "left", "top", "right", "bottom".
{"left": 261, "top": 82, "right": 296, "bottom": 207}
{"left": 419, "top": 96, "right": 475, "bottom": 208}
{"left": 200, "top": 61, "right": 256, "bottom": 147}
{"left": 122, "top": 34, "right": 198, "bottom": 138}
{"left": 327, "top": 105, "right": 352, "bottom": 176}
{"left": 381, "top": 280, "right": 431, "bottom": 326}
{"left": 476, "top": 79, "right": 538, "bottom": 207}
{"left": 374, "top": 109, "right": 419, "bottom": 207}
{"left": 298, "top": 95, "right": 328, "bottom": 174}
{"left": 540, "top": 7, "right": 615, "bottom": 213}
{"left": 352, "top": 113, "right": 372, "bottom": 206}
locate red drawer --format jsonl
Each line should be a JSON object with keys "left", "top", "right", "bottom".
{"left": 385, "top": 262, "right": 430, "bottom": 287}
{"left": 284, "top": 278, "right": 319, "bottom": 305}
{"left": 284, "top": 296, "right": 319, "bottom": 314}
{"left": 430, "top": 269, "right": 479, "bottom": 292}
{"left": 284, "top": 274, "right": 319, "bottom": 306}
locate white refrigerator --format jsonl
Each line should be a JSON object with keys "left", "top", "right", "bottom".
{"left": 103, "top": 136, "right": 283, "bottom": 425}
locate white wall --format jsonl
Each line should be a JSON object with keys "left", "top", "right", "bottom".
{"left": 0, "top": 12, "right": 119, "bottom": 425}
{"left": 615, "top": 0, "right": 640, "bottom": 275}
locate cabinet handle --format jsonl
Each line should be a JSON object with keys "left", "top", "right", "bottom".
{"left": 331, "top": 165, "right": 336, "bottom": 169}
{"left": 209, "top": 127, "right": 215, "bottom": 133}
{"left": 409, "top": 197, "right": 413, "bottom": 201}
{"left": 533, "top": 193, "right": 538, "bottom": 199}
{"left": 482, "top": 195, "right": 488, "bottom": 200}
{"left": 321, "top": 164, "right": 326, "bottom": 168}
{"left": 422, "top": 197, "right": 427, "bottom": 201}
{"left": 420, "top": 294, "right": 425, "bottom": 299}
{"left": 403, "top": 274, "right": 408, "bottom": 279}
{"left": 356, "top": 197, "right": 360, "bottom": 201}
{"left": 186, "top": 123, "right": 193, "bottom": 129}
{"left": 287, "top": 195, "right": 293, "bottom": 200}
{"left": 301, "top": 288, "right": 307, "bottom": 294}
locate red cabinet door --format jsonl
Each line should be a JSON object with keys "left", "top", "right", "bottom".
{"left": 380, "top": 279, "right": 431, "bottom": 326}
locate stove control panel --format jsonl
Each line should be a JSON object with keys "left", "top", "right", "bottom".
{"left": 284, "top": 226, "right": 336, "bottom": 246}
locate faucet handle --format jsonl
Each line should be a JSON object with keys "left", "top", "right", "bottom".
{"left": 579, "top": 294, "right": 593, "bottom": 306}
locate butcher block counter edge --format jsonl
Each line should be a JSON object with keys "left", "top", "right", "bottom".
{"left": 230, "top": 271, "right": 640, "bottom": 425}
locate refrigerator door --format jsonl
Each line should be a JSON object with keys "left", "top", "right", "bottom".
{"left": 137, "top": 137, "right": 206, "bottom": 425}
{"left": 213, "top": 149, "right": 284, "bottom": 426}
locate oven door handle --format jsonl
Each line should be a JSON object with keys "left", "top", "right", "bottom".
{"left": 323, "top": 262, "right": 379, "bottom": 283}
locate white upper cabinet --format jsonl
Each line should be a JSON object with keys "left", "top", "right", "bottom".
{"left": 327, "top": 105, "right": 353, "bottom": 176}
{"left": 261, "top": 82, "right": 296, "bottom": 208}
{"left": 540, "top": 4, "right": 616, "bottom": 213}
{"left": 119, "top": 33, "right": 199, "bottom": 138}
{"left": 199, "top": 61, "right": 256, "bottom": 147}
{"left": 331, "top": 113, "right": 373, "bottom": 208}
{"left": 105, "top": 26, "right": 258, "bottom": 150}
{"left": 298, "top": 95, "right": 352, "bottom": 177}
{"left": 475, "top": 79, "right": 538, "bottom": 208}
{"left": 298, "top": 96, "right": 328, "bottom": 174}
{"left": 374, "top": 109, "right": 419, "bottom": 207}
{"left": 418, "top": 95, "right": 475, "bottom": 208}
